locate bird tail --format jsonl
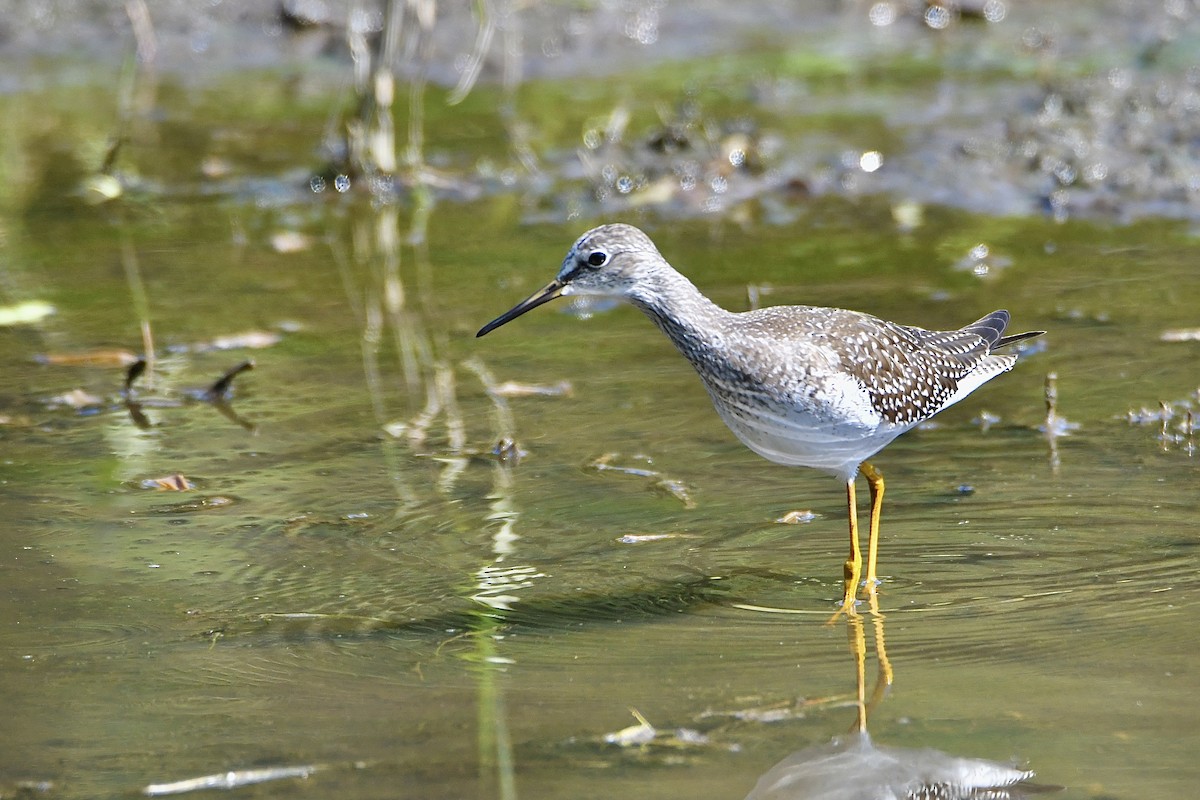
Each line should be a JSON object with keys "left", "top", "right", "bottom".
{"left": 963, "top": 309, "right": 1044, "bottom": 350}
{"left": 995, "top": 329, "right": 1044, "bottom": 348}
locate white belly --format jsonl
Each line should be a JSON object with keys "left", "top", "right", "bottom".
{"left": 700, "top": 372, "right": 905, "bottom": 481}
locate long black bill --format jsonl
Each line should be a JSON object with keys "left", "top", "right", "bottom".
{"left": 476, "top": 279, "right": 565, "bottom": 337}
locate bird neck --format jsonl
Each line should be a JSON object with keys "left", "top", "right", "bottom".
{"left": 625, "top": 268, "right": 732, "bottom": 360}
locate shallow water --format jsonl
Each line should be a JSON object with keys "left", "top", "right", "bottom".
{"left": 3, "top": 8, "right": 1200, "bottom": 800}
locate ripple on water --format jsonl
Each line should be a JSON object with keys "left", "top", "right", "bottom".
{"left": 0, "top": 616, "right": 168, "bottom": 663}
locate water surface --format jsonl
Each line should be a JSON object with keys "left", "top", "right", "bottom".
{"left": 2, "top": 6, "right": 1199, "bottom": 799}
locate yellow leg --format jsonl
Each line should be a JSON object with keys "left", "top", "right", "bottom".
{"left": 837, "top": 575, "right": 894, "bottom": 736}
{"left": 866, "top": 593, "right": 894, "bottom": 707}
{"left": 848, "top": 614, "right": 868, "bottom": 733}
{"left": 826, "top": 477, "right": 862, "bottom": 622}
{"left": 861, "top": 461, "right": 885, "bottom": 599}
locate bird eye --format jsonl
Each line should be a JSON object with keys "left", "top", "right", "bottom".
{"left": 586, "top": 250, "right": 608, "bottom": 267}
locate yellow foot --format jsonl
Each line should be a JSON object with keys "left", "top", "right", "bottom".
{"left": 862, "top": 578, "right": 882, "bottom": 605}
{"left": 824, "top": 594, "right": 861, "bottom": 625}
{"left": 824, "top": 605, "right": 857, "bottom": 625}
{"left": 826, "top": 578, "right": 886, "bottom": 625}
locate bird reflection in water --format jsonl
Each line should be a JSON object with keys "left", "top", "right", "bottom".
{"left": 744, "top": 603, "right": 1048, "bottom": 800}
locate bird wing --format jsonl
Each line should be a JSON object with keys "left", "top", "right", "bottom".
{"left": 837, "top": 317, "right": 1007, "bottom": 426}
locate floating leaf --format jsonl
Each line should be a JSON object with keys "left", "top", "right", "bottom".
{"left": 201, "top": 331, "right": 281, "bottom": 351}
{"left": 144, "top": 764, "right": 321, "bottom": 796}
{"left": 270, "top": 230, "right": 313, "bottom": 253}
{"left": 491, "top": 436, "right": 526, "bottom": 464}
{"left": 604, "top": 708, "right": 656, "bottom": 747}
{"left": 776, "top": 509, "right": 818, "bottom": 525}
{"left": 588, "top": 453, "right": 696, "bottom": 508}
{"left": 0, "top": 301, "right": 54, "bottom": 326}
{"left": 81, "top": 173, "right": 123, "bottom": 203}
{"left": 653, "top": 477, "right": 696, "bottom": 508}
{"left": 36, "top": 349, "right": 139, "bottom": 367}
{"left": 141, "top": 474, "right": 194, "bottom": 491}
{"left": 44, "top": 388, "right": 103, "bottom": 410}
{"left": 490, "top": 380, "right": 573, "bottom": 398}
{"left": 200, "top": 155, "right": 232, "bottom": 179}
{"left": 616, "top": 532, "right": 697, "bottom": 544}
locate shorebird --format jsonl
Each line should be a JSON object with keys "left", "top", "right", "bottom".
{"left": 477, "top": 224, "right": 1042, "bottom": 615}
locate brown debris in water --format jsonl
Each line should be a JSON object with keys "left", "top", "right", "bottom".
{"left": 36, "top": 349, "right": 140, "bottom": 367}
{"left": 1160, "top": 328, "right": 1200, "bottom": 342}
{"left": 588, "top": 452, "right": 697, "bottom": 508}
{"left": 141, "top": 474, "right": 194, "bottom": 491}
{"left": 489, "top": 380, "right": 573, "bottom": 398}
{"left": 43, "top": 388, "right": 104, "bottom": 410}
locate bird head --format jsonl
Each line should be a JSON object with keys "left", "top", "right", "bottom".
{"left": 476, "top": 224, "right": 660, "bottom": 337}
